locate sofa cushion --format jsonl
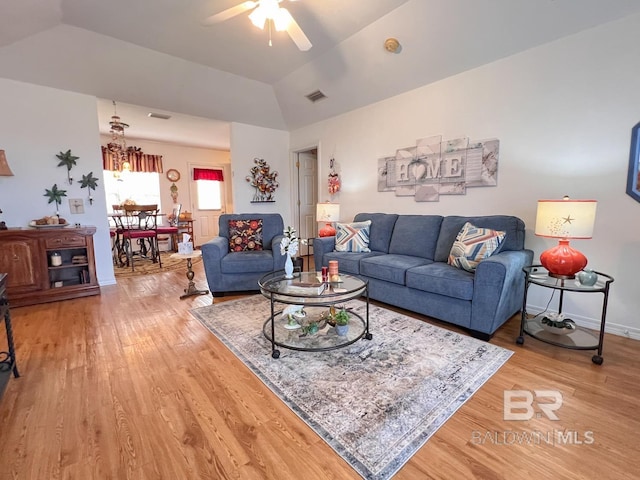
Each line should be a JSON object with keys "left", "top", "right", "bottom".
{"left": 219, "top": 213, "right": 284, "bottom": 251}
{"left": 448, "top": 222, "right": 506, "bottom": 272}
{"left": 388, "top": 215, "right": 443, "bottom": 259}
{"left": 323, "top": 251, "right": 384, "bottom": 275}
{"left": 353, "top": 213, "right": 399, "bottom": 253}
{"left": 434, "top": 215, "right": 525, "bottom": 262}
{"left": 406, "top": 263, "right": 475, "bottom": 301}
{"left": 220, "top": 250, "right": 274, "bottom": 273}
{"left": 228, "top": 218, "right": 263, "bottom": 252}
{"left": 360, "top": 254, "right": 432, "bottom": 285}
{"left": 335, "top": 220, "right": 372, "bottom": 252}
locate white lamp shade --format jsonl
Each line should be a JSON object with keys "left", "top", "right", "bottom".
{"left": 535, "top": 199, "right": 597, "bottom": 239}
{"left": 316, "top": 203, "right": 340, "bottom": 222}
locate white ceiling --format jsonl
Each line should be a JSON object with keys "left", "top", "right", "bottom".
{"left": 2, "top": 0, "right": 640, "bottom": 150}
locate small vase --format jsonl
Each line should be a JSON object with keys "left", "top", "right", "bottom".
{"left": 577, "top": 268, "right": 598, "bottom": 286}
{"left": 284, "top": 253, "right": 294, "bottom": 279}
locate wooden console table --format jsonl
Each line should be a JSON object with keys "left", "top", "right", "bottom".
{"left": 0, "top": 226, "right": 100, "bottom": 307}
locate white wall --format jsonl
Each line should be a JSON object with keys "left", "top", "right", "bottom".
{"left": 230, "top": 122, "right": 292, "bottom": 224}
{"left": 0, "top": 78, "right": 116, "bottom": 286}
{"left": 291, "top": 13, "right": 640, "bottom": 338}
{"left": 99, "top": 135, "right": 231, "bottom": 218}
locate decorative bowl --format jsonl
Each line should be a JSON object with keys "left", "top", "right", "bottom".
{"left": 540, "top": 315, "right": 576, "bottom": 335}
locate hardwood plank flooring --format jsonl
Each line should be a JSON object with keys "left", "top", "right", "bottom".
{"left": 1, "top": 259, "right": 639, "bottom": 479}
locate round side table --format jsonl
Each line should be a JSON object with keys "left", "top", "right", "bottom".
{"left": 169, "top": 250, "right": 209, "bottom": 299}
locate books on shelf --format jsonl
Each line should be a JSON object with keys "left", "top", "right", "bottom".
{"left": 286, "top": 281, "right": 326, "bottom": 295}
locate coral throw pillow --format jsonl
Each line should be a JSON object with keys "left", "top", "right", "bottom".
{"left": 334, "top": 220, "right": 372, "bottom": 253}
{"left": 448, "top": 222, "right": 506, "bottom": 272}
{"left": 228, "top": 219, "right": 263, "bottom": 252}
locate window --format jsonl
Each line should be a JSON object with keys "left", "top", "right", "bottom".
{"left": 194, "top": 168, "right": 224, "bottom": 211}
{"left": 104, "top": 171, "right": 161, "bottom": 213}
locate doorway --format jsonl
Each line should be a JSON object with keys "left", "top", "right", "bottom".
{"left": 294, "top": 148, "right": 318, "bottom": 258}
{"left": 188, "top": 163, "right": 231, "bottom": 246}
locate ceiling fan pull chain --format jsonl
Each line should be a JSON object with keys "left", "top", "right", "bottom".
{"left": 269, "top": 19, "right": 273, "bottom": 47}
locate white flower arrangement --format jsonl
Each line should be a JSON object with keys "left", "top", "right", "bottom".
{"left": 280, "top": 226, "right": 299, "bottom": 257}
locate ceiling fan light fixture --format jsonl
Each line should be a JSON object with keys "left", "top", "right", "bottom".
{"left": 273, "top": 8, "right": 292, "bottom": 31}
{"left": 249, "top": 7, "right": 267, "bottom": 29}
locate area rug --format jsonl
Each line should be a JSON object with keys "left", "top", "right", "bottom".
{"left": 190, "top": 296, "right": 512, "bottom": 480}
{"left": 114, "top": 251, "right": 202, "bottom": 278}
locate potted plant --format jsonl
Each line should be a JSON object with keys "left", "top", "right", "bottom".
{"left": 333, "top": 308, "right": 350, "bottom": 336}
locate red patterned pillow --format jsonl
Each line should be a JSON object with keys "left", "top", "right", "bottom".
{"left": 228, "top": 219, "right": 263, "bottom": 251}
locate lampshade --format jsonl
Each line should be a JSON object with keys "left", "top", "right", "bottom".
{"left": 316, "top": 202, "right": 340, "bottom": 237}
{"left": 535, "top": 197, "right": 597, "bottom": 278}
{"left": 0, "top": 150, "right": 14, "bottom": 176}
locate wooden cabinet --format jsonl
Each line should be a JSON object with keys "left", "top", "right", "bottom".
{"left": 0, "top": 226, "right": 100, "bottom": 307}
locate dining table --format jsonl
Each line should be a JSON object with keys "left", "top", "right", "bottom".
{"left": 108, "top": 211, "right": 166, "bottom": 268}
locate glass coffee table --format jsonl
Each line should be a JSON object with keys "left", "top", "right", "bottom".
{"left": 258, "top": 271, "right": 371, "bottom": 359}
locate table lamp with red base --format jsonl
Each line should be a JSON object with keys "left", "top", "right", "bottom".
{"left": 534, "top": 196, "right": 597, "bottom": 279}
{"left": 316, "top": 202, "right": 340, "bottom": 237}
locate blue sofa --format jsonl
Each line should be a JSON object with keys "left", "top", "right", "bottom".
{"left": 314, "top": 213, "right": 533, "bottom": 339}
{"left": 201, "top": 213, "right": 286, "bottom": 296}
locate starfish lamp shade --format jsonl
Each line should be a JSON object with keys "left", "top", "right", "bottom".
{"left": 534, "top": 197, "right": 597, "bottom": 279}
{"left": 316, "top": 202, "right": 340, "bottom": 237}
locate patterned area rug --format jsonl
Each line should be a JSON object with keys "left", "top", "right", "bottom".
{"left": 191, "top": 296, "right": 512, "bottom": 480}
{"left": 114, "top": 251, "right": 202, "bottom": 278}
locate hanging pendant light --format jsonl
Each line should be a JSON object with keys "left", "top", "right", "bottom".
{"left": 107, "top": 101, "right": 130, "bottom": 178}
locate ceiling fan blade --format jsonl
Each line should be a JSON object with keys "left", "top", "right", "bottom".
{"left": 280, "top": 8, "right": 312, "bottom": 51}
{"left": 202, "top": 1, "right": 258, "bottom": 25}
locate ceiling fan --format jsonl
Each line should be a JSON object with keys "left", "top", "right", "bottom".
{"left": 202, "top": 0, "right": 312, "bottom": 51}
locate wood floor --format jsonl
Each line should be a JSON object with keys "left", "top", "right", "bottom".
{"left": 1, "top": 259, "right": 639, "bottom": 479}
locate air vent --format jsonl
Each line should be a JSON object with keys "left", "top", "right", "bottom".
{"left": 148, "top": 112, "right": 171, "bottom": 120}
{"left": 305, "top": 90, "right": 327, "bottom": 103}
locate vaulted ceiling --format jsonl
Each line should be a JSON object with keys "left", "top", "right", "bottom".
{"left": 2, "top": 0, "right": 640, "bottom": 149}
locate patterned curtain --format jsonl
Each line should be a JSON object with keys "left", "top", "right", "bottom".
{"left": 101, "top": 145, "right": 163, "bottom": 173}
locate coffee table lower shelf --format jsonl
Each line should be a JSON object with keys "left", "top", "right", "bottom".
{"left": 263, "top": 306, "right": 371, "bottom": 358}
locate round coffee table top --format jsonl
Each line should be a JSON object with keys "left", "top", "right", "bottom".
{"left": 259, "top": 270, "right": 367, "bottom": 306}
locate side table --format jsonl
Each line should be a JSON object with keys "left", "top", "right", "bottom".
{"left": 169, "top": 251, "right": 210, "bottom": 300}
{"left": 1, "top": 273, "right": 20, "bottom": 400}
{"left": 516, "top": 265, "right": 614, "bottom": 365}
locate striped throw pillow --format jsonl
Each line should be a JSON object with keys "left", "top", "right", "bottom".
{"left": 334, "top": 220, "right": 372, "bottom": 253}
{"left": 448, "top": 222, "right": 506, "bottom": 272}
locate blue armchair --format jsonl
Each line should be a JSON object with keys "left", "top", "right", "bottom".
{"left": 201, "top": 213, "right": 286, "bottom": 296}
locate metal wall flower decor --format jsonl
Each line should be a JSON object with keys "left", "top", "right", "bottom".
{"left": 78, "top": 172, "right": 99, "bottom": 205}
{"left": 56, "top": 149, "right": 79, "bottom": 185}
{"left": 246, "top": 157, "right": 279, "bottom": 202}
{"left": 44, "top": 184, "right": 67, "bottom": 214}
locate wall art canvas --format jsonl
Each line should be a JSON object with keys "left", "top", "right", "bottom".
{"left": 377, "top": 135, "right": 499, "bottom": 202}
{"left": 377, "top": 156, "right": 395, "bottom": 192}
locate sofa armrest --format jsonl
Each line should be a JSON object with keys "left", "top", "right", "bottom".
{"left": 313, "top": 236, "right": 336, "bottom": 271}
{"left": 201, "top": 237, "right": 229, "bottom": 274}
{"left": 271, "top": 234, "right": 287, "bottom": 270}
{"left": 470, "top": 249, "right": 534, "bottom": 334}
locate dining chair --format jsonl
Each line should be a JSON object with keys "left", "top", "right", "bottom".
{"left": 119, "top": 204, "right": 162, "bottom": 271}
{"left": 156, "top": 204, "right": 181, "bottom": 252}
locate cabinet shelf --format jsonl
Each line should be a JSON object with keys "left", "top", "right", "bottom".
{"left": 48, "top": 263, "right": 89, "bottom": 270}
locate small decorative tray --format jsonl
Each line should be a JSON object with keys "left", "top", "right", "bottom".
{"left": 29, "top": 221, "right": 70, "bottom": 229}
